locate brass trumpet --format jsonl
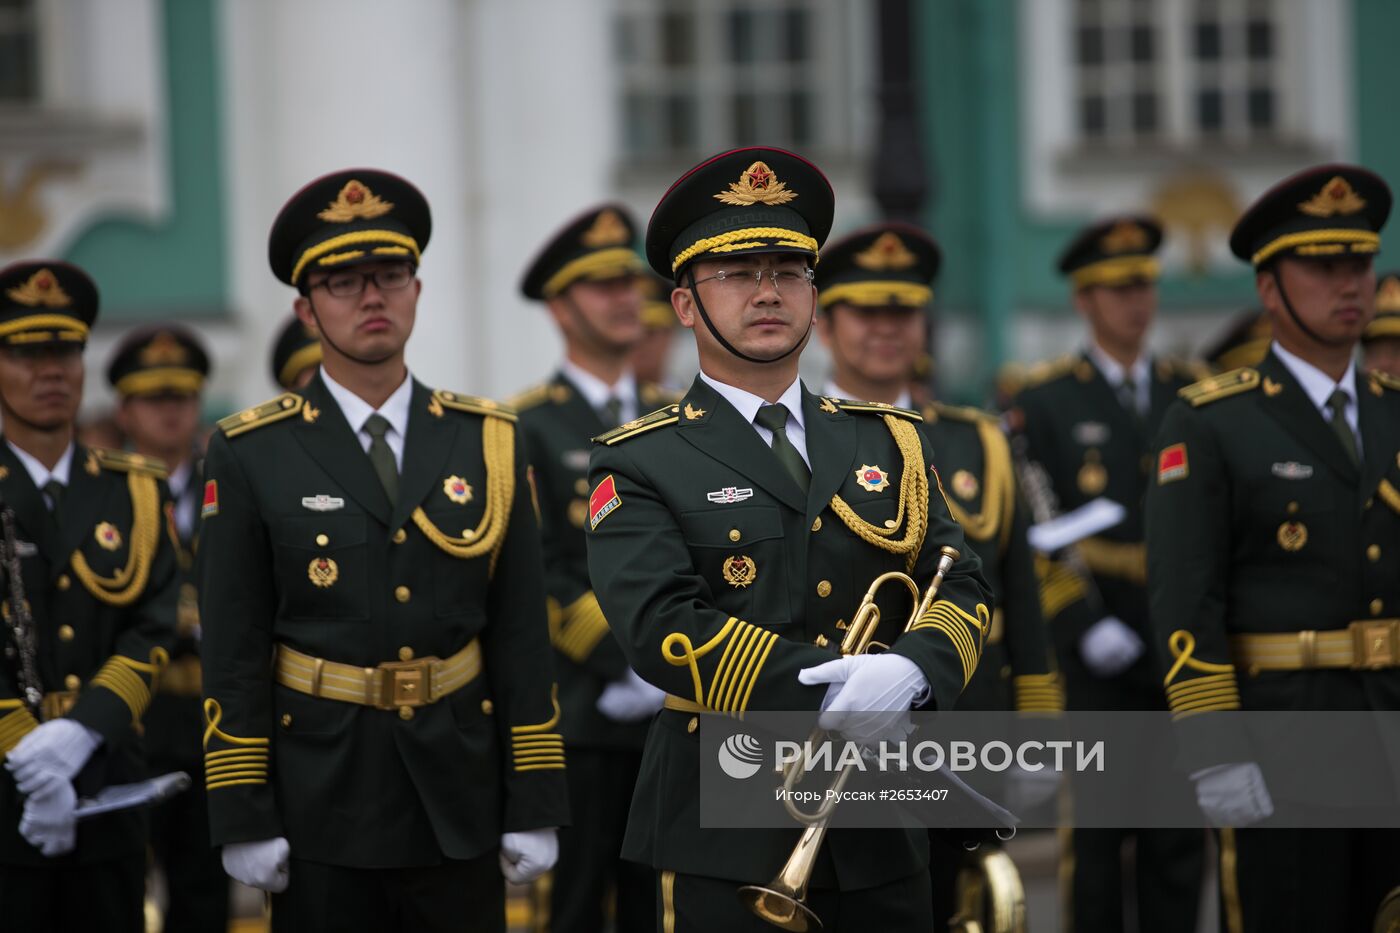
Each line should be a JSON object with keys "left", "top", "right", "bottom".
{"left": 738, "top": 546, "right": 963, "bottom": 932}
{"left": 949, "top": 848, "right": 1028, "bottom": 933}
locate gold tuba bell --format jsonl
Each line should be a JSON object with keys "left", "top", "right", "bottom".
{"left": 737, "top": 546, "right": 963, "bottom": 932}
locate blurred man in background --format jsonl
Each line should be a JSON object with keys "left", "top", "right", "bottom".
{"left": 632, "top": 272, "right": 681, "bottom": 390}
{"left": 269, "top": 314, "right": 322, "bottom": 392}
{"left": 1363, "top": 271, "right": 1400, "bottom": 378}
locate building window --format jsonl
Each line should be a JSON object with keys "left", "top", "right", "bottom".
{"left": 0, "top": 0, "right": 39, "bottom": 103}
{"left": 614, "top": 0, "right": 864, "bottom": 164}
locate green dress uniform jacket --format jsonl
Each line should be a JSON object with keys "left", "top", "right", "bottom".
{"left": 512, "top": 372, "right": 675, "bottom": 749}
{"left": 0, "top": 443, "right": 178, "bottom": 866}
{"left": 920, "top": 404, "right": 1061, "bottom": 713}
{"left": 585, "top": 378, "right": 992, "bottom": 890}
{"left": 197, "top": 373, "right": 569, "bottom": 868}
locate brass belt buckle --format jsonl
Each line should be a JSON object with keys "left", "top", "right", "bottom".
{"left": 1351, "top": 620, "right": 1400, "bottom": 670}
{"left": 375, "top": 658, "right": 434, "bottom": 710}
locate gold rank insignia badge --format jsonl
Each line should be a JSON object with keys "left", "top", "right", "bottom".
{"left": 722, "top": 555, "right": 757, "bottom": 588}
{"left": 1277, "top": 521, "right": 1308, "bottom": 552}
{"left": 951, "top": 469, "right": 979, "bottom": 500}
{"left": 94, "top": 522, "right": 122, "bottom": 551}
{"left": 855, "top": 464, "right": 890, "bottom": 493}
{"left": 308, "top": 557, "right": 339, "bottom": 588}
{"left": 443, "top": 475, "right": 473, "bottom": 505}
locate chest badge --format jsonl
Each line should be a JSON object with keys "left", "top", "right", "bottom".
{"left": 855, "top": 464, "right": 890, "bottom": 493}
{"left": 443, "top": 476, "right": 474, "bottom": 505}
{"left": 308, "top": 557, "right": 339, "bottom": 588}
{"left": 1271, "top": 462, "right": 1313, "bottom": 480}
{"left": 722, "top": 555, "right": 757, "bottom": 588}
{"left": 707, "top": 486, "right": 754, "bottom": 504}
{"left": 1078, "top": 449, "right": 1108, "bottom": 496}
{"left": 301, "top": 495, "right": 344, "bottom": 512}
{"left": 94, "top": 522, "right": 122, "bottom": 551}
{"left": 1276, "top": 521, "right": 1308, "bottom": 552}
{"left": 951, "top": 469, "right": 980, "bottom": 500}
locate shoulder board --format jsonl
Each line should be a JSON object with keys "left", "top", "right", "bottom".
{"left": 639, "top": 382, "right": 683, "bottom": 408}
{"left": 218, "top": 393, "right": 304, "bottom": 439}
{"left": 506, "top": 383, "right": 552, "bottom": 412}
{"left": 594, "top": 405, "right": 681, "bottom": 445}
{"left": 87, "top": 447, "right": 168, "bottom": 479}
{"left": 431, "top": 390, "right": 517, "bottom": 422}
{"left": 1178, "top": 368, "right": 1260, "bottom": 407}
{"left": 922, "top": 401, "right": 995, "bottom": 425}
{"left": 1370, "top": 370, "right": 1400, "bottom": 393}
{"left": 1156, "top": 357, "right": 1212, "bottom": 384}
{"left": 832, "top": 399, "right": 922, "bottom": 421}
{"left": 1020, "top": 355, "right": 1083, "bottom": 390}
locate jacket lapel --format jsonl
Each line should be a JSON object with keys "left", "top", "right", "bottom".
{"left": 555, "top": 372, "right": 608, "bottom": 437}
{"left": 53, "top": 446, "right": 111, "bottom": 579}
{"left": 1358, "top": 371, "right": 1400, "bottom": 501}
{"left": 292, "top": 374, "right": 394, "bottom": 526}
{"left": 675, "top": 376, "right": 807, "bottom": 513}
{"left": 1257, "top": 352, "right": 1360, "bottom": 485}
{"left": 801, "top": 389, "right": 856, "bottom": 521}
{"left": 0, "top": 440, "right": 61, "bottom": 567}
{"left": 389, "top": 381, "right": 460, "bottom": 534}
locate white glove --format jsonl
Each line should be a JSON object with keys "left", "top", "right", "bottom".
{"left": 1191, "top": 762, "right": 1274, "bottom": 827}
{"left": 798, "top": 654, "right": 928, "bottom": 746}
{"left": 17, "top": 769, "right": 77, "bottom": 857}
{"left": 5, "top": 719, "right": 102, "bottom": 793}
{"left": 1078, "top": 616, "right": 1144, "bottom": 677}
{"left": 597, "top": 668, "right": 666, "bottom": 722}
{"left": 499, "top": 828, "right": 558, "bottom": 884}
{"left": 222, "top": 837, "right": 291, "bottom": 892}
{"left": 1004, "top": 762, "right": 1061, "bottom": 814}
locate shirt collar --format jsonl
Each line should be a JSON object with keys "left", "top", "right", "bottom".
{"left": 320, "top": 365, "right": 414, "bottom": 439}
{"left": 1087, "top": 342, "right": 1150, "bottom": 389}
{"left": 559, "top": 359, "right": 636, "bottom": 412}
{"left": 823, "top": 379, "right": 912, "bottom": 410}
{"left": 700, "top": 371, "right": 805, "bottom": 429}
{"left": 7, "top": 440, "right": 74, "bottom": 490}
{"left": 1271, "top": 341, "right": 1358, "bottom": 414}
{"left": 168, "top": 459, "right": 193, "bottom": 498}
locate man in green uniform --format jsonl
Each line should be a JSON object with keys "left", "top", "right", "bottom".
{"left": 1147, "top": 163, "right": 1400, "bottom": 931}
{"left": 0, "top": 261, "right": 179, "bottom": 932}
{"left": 1007, "top": 216, "right": 1205, "bottom": 932}
{"left": 514, "top": 204, "right": 667, "bottom": 932}
{"left": 197, "top": 169, "right": 568, "bottom": 932}
{"left": 107, "top": 324, "right": 226, "bottom": 930}
{"left": 270, "top": 313, "right": 323, "bottom": 391}
{"left": 586, "top": 147, "right": 993, "bottom": 933}
{"left": 1363, "top": 272, "right": 1400, "bottom": 378}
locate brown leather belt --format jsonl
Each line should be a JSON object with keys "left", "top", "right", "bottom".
{"left": 1231, "top": 619, "right": 1400, "bottom": 672}
{"left": 157, "top": 655, "right": 203, "bottom": 696}
{"left": 273, "top": 640, "right": 481, "bottom": 712}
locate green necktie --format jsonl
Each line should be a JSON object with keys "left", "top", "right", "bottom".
{"left": 600, "top": 396, "right": 623, "bottom": 430}
{"left": 755, "top": 404, "right": 810, "bottom": 493}
{"left": 43, "top": 479, "right": 63, "bottom": 524}
{"left": 1326, "top": 389, "right": 1359, "bottom": 466}
{"left": 363, "top": 414, "right": 399, "bottom": 504}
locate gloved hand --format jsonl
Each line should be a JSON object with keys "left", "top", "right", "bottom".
{"left": 1004, "top": 762, "right": 1061, "bottom": 814}
{"left": 1079, "top": 616, "right": 1144, "bottom": 677}
{"left": 5, "top": 719, "right": 102, "bottom": 793}
{"left": 17, "top": 769, "right": 77, "bottom": 857}
{"left": 499, "top": 828, "right": 558, "bottom": 884}
{"left": 1191, "top": 762, "right": 1274, "bottom": 827}
{"left": 597, "top": 668, "right": 666, "bottom": 722}
{"left": 798, "top": 654, "right": 928, "bottom": 746}
{"left": 222, "top": 837, "right": 291, "bottom": 892}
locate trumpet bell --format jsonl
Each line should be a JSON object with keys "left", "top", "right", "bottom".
{"left": 737, "top": 884, "right": 823, "bottom": 932}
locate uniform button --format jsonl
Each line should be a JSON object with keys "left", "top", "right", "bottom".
{"left": 816, "top": 580, "right": 832, "bottom": 598}
{"left": 1368, "top": 545, "right": 1382, "bottom": 562}
{"left": 1371, "top": 598, "right": 1384, "bottom": 616}
{"left": 883, "top": 519, "right": 898, "bottom": 529}
{"left": 57, "top": 625, "right": 74, "bottom": 642}
{"left": 1366, "top": 498, "right": 1375, "bottom": 510}
{"left": 399, "top": 706, "right": 415, "bottom": 721}
{"left": 315, "top": 533, "right": 329, "bottom": 546}
{"left": 392, "top": 529, "right": 407, "bottom": 544}
{"left": 64, "top": 674, "right": 80, "bottom": 691}
{"left": 461, "top": 529, "right": 476, "bottom": 541}
{"left": 729, "top": 528, "right": 741, "bottom": 542}
{"left": 575, "top": 478, "right": 590, "bottom": 495}
{"left": 395, "top": 586, "right": 411, "bottom": 603}
{"left": 281, "top": 714, "right": 293, "bottom": 728}
{"left": 1286, "top": 501, "right": 1300, "bottom": 515}
{"left": 814, "top": 634, "right": 829, "bottom": 648}
{"left": 56, "top": 574, "right": 70, "bottom": 591}
{"left": 398, "top": 646, "right": 414, "bottom": 661}
{"left": 1001, "top": 665, "right": 1012, "bottom": 679}
{"left": 811, "top": 517, "right": 822, "bottom": 532}
{"left": 481, "top": 699, "right": 494, "bottom": 715}
{"left": 687, "top": 717, "right": 698, "bottom": 734}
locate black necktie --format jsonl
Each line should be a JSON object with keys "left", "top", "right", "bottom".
{"left": 363, "top": 414, "right": 399, "bottom": 504}
{"left": 600, "top": 396, "right": 623, "bottom": 430}
{"left": 43, "top": 479, "right": 63, "bottom": 524}
{"left": 755, "top": 404, "right": 810, "bottom": 493}
{"left": 1327, "top": 389, "right": 1359, "bottom": 466}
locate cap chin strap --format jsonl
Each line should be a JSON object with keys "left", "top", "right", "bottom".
{"left": 306, "top": 297, "right": 398, "bottom": 368}
{"left": 1269, "top": 265, "right": 1348, "bottom": 349}
{"left": 685, "top": 266, "right": 813, "bottom": 365}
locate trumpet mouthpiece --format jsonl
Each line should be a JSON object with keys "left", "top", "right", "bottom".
{"left": 938, "top": 546, "right": 961, "bottom": 563}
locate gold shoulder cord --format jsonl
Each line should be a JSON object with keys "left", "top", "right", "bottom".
{"left": 827, "top": 415, "right": 928, "bottom": 573}
{"left": 70, "top": 472, "right": 160, "bottom": 606}
{"left": 411, "top": 416, "right": 516, "bottom": 573}
{"left": 940, "top": 418, "right": 1014, "bottom": 552}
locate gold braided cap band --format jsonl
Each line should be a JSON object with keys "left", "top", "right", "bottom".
{"left": 1071, "top": 256, "right": 1161, "bottom": 289}
{"left": 819, "top": 281, "right": 932, "bottom": 308}
{"left": 671, "top": 227, "right": 820, "bottom": 273}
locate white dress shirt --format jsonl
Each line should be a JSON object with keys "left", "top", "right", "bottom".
{"left": 560, "top": 359, "right": 638, "bottom": 426}
{"left": 1271, "top": 341, "right": 1363, "bottom": 457}
{"left": 699, "top": 372, "right": 810, "bottom": 468}
{"left": 1087, "top": 342, "right": 1151, "bottom": 417}
{"left": 822, "top": 379, "right": 912, "bottom": 410}
{"left": 8, "top": 441, "right": 73, "bottom": 511}
{"left": 167, "top": 460, "right": 196, "bottom": 540}
{"left": 320, "top": 366, "right": 413, "bottom": 471}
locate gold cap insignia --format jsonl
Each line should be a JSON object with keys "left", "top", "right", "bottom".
{"left": 317, "top": 180, "right": 394, "bottom": 223}
{"left": 580, "top": 209, "right": 630, "bottom": 248}
{"left": 1099, "top": 222, "right": 1150, "bottom": 255}
{"left": 1298, "top": 176, "right": 1366, "bottom": 218}
{"left": 854, "top": 232, "right": 918, "bottom": 271}
{"left": 714, "top": 161, "right": 798, "bottom": 207}
{"left": 6, "top": 268, "right": 71, "bottom": 308}
{"left": 1377, "top": 276, "right": 1400, "bottom": 313}
{"left": 139, "top": 332, "right": 189, "bottom": 367}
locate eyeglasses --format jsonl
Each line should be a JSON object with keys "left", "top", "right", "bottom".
{"left": 692, "top": 267, "right": 815, "bottom": 297}
{"left": 311, "top": 263, "right": 415, "bottom": 298}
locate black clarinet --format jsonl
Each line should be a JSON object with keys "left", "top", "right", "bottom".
{"left": 0, "top": 497, "right": 42, "bottom": 717}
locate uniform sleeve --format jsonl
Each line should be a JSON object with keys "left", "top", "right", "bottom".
{"left": 67, "top": 474, "right": 180, "bottom": 747}
{"left": 1002, "top": 490, "right": 1064, "bottom": 712}
{"left": 587, "top": 441, "right": 833, "bottom": 714}
{"left": 196, "top": 432, "right": 282, "bottom": 845}
{"left": 484, "top": 426, "right": 571, "bottom": 833}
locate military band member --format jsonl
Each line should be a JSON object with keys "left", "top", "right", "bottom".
{"left": 633, "top": 271, "right": 682, "bottom": 389}
{"left": 270, "top": 313, "right": 322, "bottom": 391}
{"left": 1147, "top": 164, "right": 1400, "bottom": 931}
{"left": 514, "top": 204, "right": 665, "bottom": 932}
{"left": 107, "top": 324, "right": 227, "bottom": 930}
{"left": 1008, "top": 217, "right": 1204, "bottom": 932}
{"left": 198, "top": 169, "right": 568, "bottom": 932}
{"left": 1363, "top": 271, "right": 1400, "bottom": 378}
{"left": 0, "top": 261, "right": 179, "bottom": 932}
{"left": 586, "top": 147, "right": 992, "bottom": 933}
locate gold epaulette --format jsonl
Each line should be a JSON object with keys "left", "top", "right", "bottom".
{"left": 506, "top": 383, "right": 552, "bottom": 412}
{"left": 922, "top": 401, "right": 995, "bottom": 425}
{"left": 431, "top": 390, "right": 517, "bottom": 422}
{"left": 595, "top": 405, "right": 681, "bottom": 445}
{"left": 1157, "top": 357, "right": 1212, "bottom": 383}
{"left": 1178, "top": 368, "right": 1260, "bottom": 407}
{"left": 832, "top": 399, "right": 922, "bottom": 421}
{"left": 88, "top": 447, "right": 169, "bottom": 480}
{"left": 1370, "top": 370, "right": 1400, "bottom": 393}
{"left": 640, "top": 382, "right": 683, "bottom": 408}
{"left": 218, "top": 393, "right": 304, "bottom": 439}
{"left": 1021, "top": 355, "right": 1082, "bottom": 389}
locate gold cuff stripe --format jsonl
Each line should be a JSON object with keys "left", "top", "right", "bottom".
{"left": 291, "top": 229, "right": 421, "bottom": 285}
{"left": 0, "top": 314, "right": 92, "bottom": 341}
{"left": 1077, "top": 537, "right": 1147, "bottom": 585}
{"left": 541, "top": 247, "right": 644, "bottom": 298}
{"left": 515, "top": 763, "right": 567, "bottom": 772}
{"left": 205, "top": 760, "right": 271, "bottom": 777}
{"left": 1164, "top": 630, "right": 1235, "bottom": 686}
{"left": 205, "top": 748, "right": 270, "bottom": 763}
{"left": 553, "top": 592, "right": 612, "bottom": 662}
{"left": 207, "top": 774, "right": 268, "bottom": 790}
{"left": 89, "top": 653, "right": 165, "bottom": 723}
{"left": 818, "top": 281, "right": 932, "bottom": 309}
{"left": 278, "top": 343, "right": 323, "bottom": 388}
{"left": 1040, "top": 578, "right": 1086, "bottom": 619}
{"left": 203, "top": 755, "right": 268, "bottom": 771}
{"left": 510, "top": 684, "right": 563, "bottom": 735}
{"left": 202, "top": 699, "right": 271, "bottom": 751}
{"left": 1070, "top": 256, "right": 1160, "bottom": 289}
{"left": 671, "top": 228, "right": 820, "bottom": 272}
{"left": 708, "top": 621, "right": 778, "bottom": 716}
{"left": 1251, "top": 228, "right": 1380, "bottom": 267}
{"left": 0, "top": 707, "right": 39, "bottom": 755}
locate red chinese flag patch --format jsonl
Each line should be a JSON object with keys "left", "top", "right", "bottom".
{"left": 588, "top": 475, "right": 621, "bottom": 530}
{"left": 201, "top": 479, "right": 219, "bottom": 518}
{"left": 1157, "top": 443, "right": 1188, "bottom": 485}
